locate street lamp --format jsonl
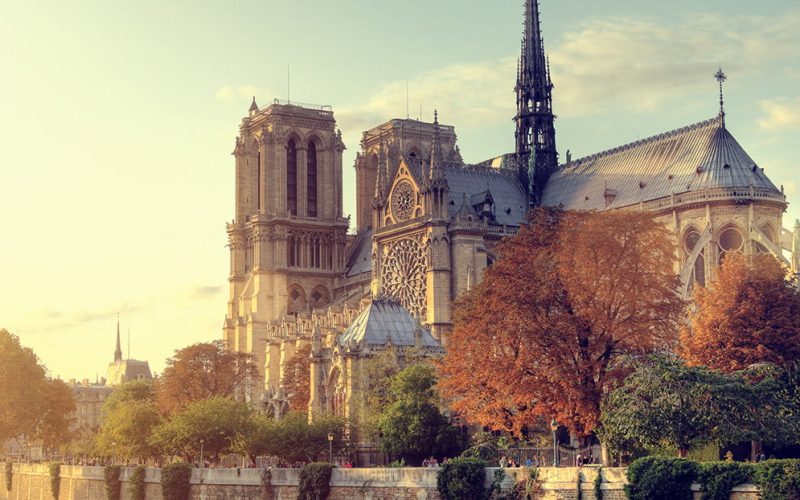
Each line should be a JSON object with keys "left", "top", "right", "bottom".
{"left": 327, "top": 432, "right": 334, "bottom": 464}
{"left": 550, "top": 419, "right": 558, "bottom": 467}
{"left": 200, "top": 439, "right": 205, "bottom": 468}
{"left": 112, "top": 442, "right": 117, "bottom": 465}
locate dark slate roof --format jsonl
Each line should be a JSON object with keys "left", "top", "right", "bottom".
{"left": 404, "top": 158, "right": 528, "bottom": 226}
{"left": 337, "top": 300, "right": 441, "bottom": 349}
{"left": 541, "top": 117, "right": 782, "bottom": 210}
{"left": 105, "top": 359, "right": 153, "bottom": 386}
{"left": 344, "top": 228, "right": 372, "bottom": 278}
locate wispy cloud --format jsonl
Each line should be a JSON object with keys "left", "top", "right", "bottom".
{"left": 550, "top": 11, "right": 800, "bottom": 117}
{"left": 758, "top": 98, "right": 800, "bottom": 130}
{"left": 336, "top": 58, "right": 517, "bottom": 140}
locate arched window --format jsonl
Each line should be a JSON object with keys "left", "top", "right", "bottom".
{"left": 307, "top": 142, "right": 318, "bottom": 217}
{"left": 287, "top": 139, "right": 298, "bottom": 215}
{"left": 718, "top": 226, "right": 743, "bottom": 265}
{"left": 684, "top": 229, "right": 705, "bottom": 288}
{"left": 256, "top": 151, "right": 261, "bottom": 211}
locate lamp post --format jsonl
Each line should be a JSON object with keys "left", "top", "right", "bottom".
{"left": 550, "top": 419, "right": 558, "bottom": 467}
{"left": 112, "top": 442, "right": 117, "bottom": 465}
{"left": 327, "top": 432, "right": 334, "bottom": 464}
{"left": 200, "top": 439, "right": 204, "bottom": 468}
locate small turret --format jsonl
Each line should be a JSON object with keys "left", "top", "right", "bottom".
{"left": 249, "top": 96, "right": 259, "bottom": 116}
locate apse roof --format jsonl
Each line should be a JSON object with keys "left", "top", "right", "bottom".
{"left": 344, "top": 228, "right": 372, "bottom": 278}
{"left": 541, "top": 116, "right": 783, "bottom": 210}
{"left": 337, "top": 300, "right": 441, "bottom": 349}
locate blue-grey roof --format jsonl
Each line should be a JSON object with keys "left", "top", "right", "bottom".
{"left": 542, "top": 117, "right": 782, "bottom": 210}
{"left": 344, "top": 228, "right": 372, "bottom": 278}
{"left": 338, "top": 300, "right": 441, "bottom": 349}
{"left": 445, "top": 166, "right": 527, "bottom": 226}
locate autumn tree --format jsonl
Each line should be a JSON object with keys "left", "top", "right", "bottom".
{"left": 438, "top": 208, "right": 685, "bottom": 437}
{"left": 0, "top": 329, "right": 76, "bottom": 449}
{"left": 681, "top": 253, "right": 800, "bottom": 372}
{"left": 283, "top": 343, "right": 311, "bottom": 412}
{"left": 154, "top": 340, "right": 260, "bottom": 413}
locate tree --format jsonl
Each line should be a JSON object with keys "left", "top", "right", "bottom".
{"left": 379, "top": 364, "right": 465, "bottom": 465}
{"left": 681, "top": 253, "right": 800, "bottom": 372}
{"left": 358, "top": 347, "right": 404, "bottom": 443}
{"left": 438, "top": 208, "right": 685, "bottom": 436}
{"left": 283, "top": 343, "right": 311, "bottom": 412}
{"left": 0, "top": 329, "right": 77, "bottom": 449}
{"left": 37, "top": 378, "right": 76, "bottom": 453}
{"left": 259, "top": 412, "right": 347, "bottom": 464}
{"left": 154, "top": 340, "right": 260, "bottom": 413}
{"left": 599, "top": 356, "right": 782, "bottom": 456}
{"left": 150, "top": 397, "right": 253, "bottom": 463}
{"left": 96, "top": 380, "right": 161, "bottom": 461}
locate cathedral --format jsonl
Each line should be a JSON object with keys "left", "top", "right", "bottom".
{"left": 222, "top": 0, "right": 800, "bottom": 454}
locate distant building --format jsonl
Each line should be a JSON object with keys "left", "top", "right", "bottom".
{"left": 104, "top": 318, "right": 152, "bottom": 386}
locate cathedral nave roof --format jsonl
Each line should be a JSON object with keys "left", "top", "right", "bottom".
{"left": 541, "top": 116, "right": 783, "bottom": 211}
{"left": 337, "top": 300, "right": 441, "bottom": 351}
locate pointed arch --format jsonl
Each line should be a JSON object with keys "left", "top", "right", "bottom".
{"left": 286, "top": 136, "right": 299, "bottom": 216}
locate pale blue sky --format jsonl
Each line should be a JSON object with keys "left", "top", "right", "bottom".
{"left": 1, "top": 1, "right": 798, "bottom": 379}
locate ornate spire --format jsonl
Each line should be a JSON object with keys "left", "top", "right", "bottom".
{"left": 373, "top": 133, "right": 388, "bottom": 205}
{"left": 114, "top": 314, "right": 122, "bottom": 363}
{"left": 515, "top": 0, "right": 558, "bottom": 206}
{"left": 714, "top": 67, "right": 727, "bottom": 128}
{"left": 429, "top": 110, "right": 445, "bottom": 183}
{"left": 249, "top": 96, "right": 259, "bottom": 115}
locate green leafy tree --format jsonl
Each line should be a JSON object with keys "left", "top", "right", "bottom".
{"left": 96, "top": 380, "right": 161, "bottom": 461}
{"left": 260, "top": 412, "right": 347, "bottom": 463}
{"left": 600, "top": 357, "right": 782, "bottom": 456}
{"left": 150, "top": 396, "right": 253, "bottom": 463}
{"left": 379, "top": 364, "right": 465, "bottom": 465}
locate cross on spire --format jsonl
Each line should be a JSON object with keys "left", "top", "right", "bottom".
{"left": 714, "top": 67, "right": 727, "bottom": 127}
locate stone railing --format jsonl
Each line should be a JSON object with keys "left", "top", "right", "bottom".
{"left": 0, "top": 463, "right": 761, "bottom": 500}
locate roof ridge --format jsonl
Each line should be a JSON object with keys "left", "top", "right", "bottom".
{"left": 565, "top": 116, "right": 720, "bottom": 168}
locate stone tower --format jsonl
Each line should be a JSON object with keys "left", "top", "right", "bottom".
{"left": 515, "top": 0, "right": 558, "bottom": 204}
{"left": 223, "top": 99, "right": 349, "bottom": 393}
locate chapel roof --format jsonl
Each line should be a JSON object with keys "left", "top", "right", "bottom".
{"left": 337, "top": 300, "right": 442, "bottom": 350}
{"left": 105, "top": 359, "right": 153, "bottom": 387}
{"left": 541, "top": 116, "right": 783, "bottom": 210}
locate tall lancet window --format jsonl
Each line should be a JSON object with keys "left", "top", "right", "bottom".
{"left": 287, "top": 139, "right": 298, "bottom": 215}
{"left": 307, "top": 141, "right": 318, "bottom": 217}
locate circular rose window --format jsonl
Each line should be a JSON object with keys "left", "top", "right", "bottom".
{"left": 390, "top": 180, "right": 415, "bottom": 222}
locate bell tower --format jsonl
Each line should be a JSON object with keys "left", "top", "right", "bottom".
{"left": 223, "top": 98, "right": 349, "bottom": 393}
{"left": 515, "top": 0, "right": 558, "bottom": 205}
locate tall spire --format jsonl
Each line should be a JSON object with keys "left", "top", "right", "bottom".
{"left": 714, "top": 67, "right": 727, "bottom": 128}
{"left": 114, "top": 314, "right": 122, "bottom": 363}
{"left": 429, "top": 110, "right": 445, "bottom": 183}
{"left": 515, "top": 0, "right": 558, "bottom": 206}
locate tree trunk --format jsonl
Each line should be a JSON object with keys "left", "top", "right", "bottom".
{"left": 600, "top": 442, "right": 610, "bottom": 466}
{"left": 751, "top": 440, "right": 763, "bottom": 462}
{"left": 677, "top": 447, "right": 688, "bottom": 458}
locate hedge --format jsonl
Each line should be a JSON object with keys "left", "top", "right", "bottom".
{"left": 161, "top": 462, "right": 192, "bottom": 500}
{"left": 104, "top": 465, "right": 122, "bottom": 500}
{"left": 753, "top": 459, "right": 800, "bottom": 500}
{"left": 4, "top": 462, "right": 11, "bottom": 492}
{"left": 697, "top": 462, "right": 755, "bottom": 500}
{"left": 298, "top": 462, "right": 335, "bottom": 500}
{"left": 49, "top": 463, "right": 61, "bottom": 500}
{"left": 437, "top": 457, "right": 487, "bottom": 500}
{"left": 128, "top": 465, "right": 146, "bottom": 500}
{"left": 625, "top": 456, "right": 698, "bottom": 500}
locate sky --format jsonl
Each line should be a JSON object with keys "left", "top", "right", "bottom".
{"left": 1, "top": 1, "right": 798, "bottom": 380}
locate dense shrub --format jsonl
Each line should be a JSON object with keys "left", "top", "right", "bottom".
{"left": 161, "top": 462, "right": 192, "bottom": 500}
{"left": 129, "top": 465, "right": 146, "bottom": 500}
{"left": 4, "top": 462, "right": 11, "bottom": 492}
{"left": 437, "top": 457, "right": 487, "bottom": 500}
{"left": 104, "top": 465, "right": 121, "bottom": 500}
{"left": 754, "top": 459, "right": 800, "bottom": 500}
{"left": 48, "top": 463, "right": 61, "bottom": 500}
{"left": 298, "top": 462, "right": 335, "bottom": 500}
{"left": 697, "top": 461, "right": 754, "bottom": 500}
{"left": 625, "top": 456, "right": 698, "bottom": 500}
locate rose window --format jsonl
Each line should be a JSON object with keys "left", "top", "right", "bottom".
{"left": 381, "top": 238, "right": 427, "bottom": 318}
{"left": 390, "top": 180, "right": 415, "bottom": 222}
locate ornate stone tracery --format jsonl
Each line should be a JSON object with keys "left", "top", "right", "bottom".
{"left": 390, "top": 180, "right": 416, "bottom": 222}
{"left": 380, "top": 236, "right": 427, "bottom": 318}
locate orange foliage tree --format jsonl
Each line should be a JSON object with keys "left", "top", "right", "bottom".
{"left": 155, "top": 340, "right": 260, "bottom": 414}
{"left": 681, "top": 253, "right": 800, "bottom": 372}
{"left": 438, "top": 208, "right": 684, "bottom": 436}
{"left": 283, "top": 343, "right": 311, "bottom": 412}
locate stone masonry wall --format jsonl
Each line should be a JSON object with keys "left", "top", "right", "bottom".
{"left": 0, "top": 463, "right": 760, "bottom": 500}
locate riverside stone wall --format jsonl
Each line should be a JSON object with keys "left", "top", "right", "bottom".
{"left": 0, "top": 463, "right": 759, "bottom": 500}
